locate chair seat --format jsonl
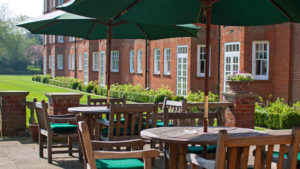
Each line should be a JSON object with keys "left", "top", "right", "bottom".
{"left": 95, "top": 159, "right": 144, "bottom": 169}
{"left": 187, "top": 145, "right": 217, "bottom": 154}
{"left": 273, "top": 151, "right": 300, "bottom": 164}
{"left": 50, "top": 123, "right": 77, "bottom": 133}
{"left": 156, "top": 121, "right": 174, "bottom": 127}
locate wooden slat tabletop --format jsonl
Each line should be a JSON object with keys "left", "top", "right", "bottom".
{"left": 141, "top": 127, "right": 268, "bottom": 145}
{"left": 68, "top": 106, "right": 110, "bottom": 114}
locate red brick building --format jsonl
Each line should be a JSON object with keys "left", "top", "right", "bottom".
{"left": 43, "top": 0, "right": 300, "bottom": 103}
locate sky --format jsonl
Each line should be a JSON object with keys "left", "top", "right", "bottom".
{"left": 0, "top": 0, "right": 43, "bottom": 18}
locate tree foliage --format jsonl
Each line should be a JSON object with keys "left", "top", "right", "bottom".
{"left": 0, "top": 5, "right": 42, "bottom": 73}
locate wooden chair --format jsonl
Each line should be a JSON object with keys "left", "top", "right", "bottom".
{"left": 33, "top": 99, "right": 82, "bottom": 163}
{"left": 186, "top": 128, "right": 300, "bottom": 169}
{"left": 77, "top": 120, "right": 160, "bottom": 169}
{"left": 98, "top": 103, "right": 158, "bottom": 141}
{"left": 87, "top": 95, "right": 126, "bottom": 106}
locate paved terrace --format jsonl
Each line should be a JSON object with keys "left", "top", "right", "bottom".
{"left": 0, "top": 129, "right": 291, "bottom": 169}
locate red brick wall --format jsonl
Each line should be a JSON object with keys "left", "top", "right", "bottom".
{"left": 291, "top": 23, "right": 300, "bottom": 103}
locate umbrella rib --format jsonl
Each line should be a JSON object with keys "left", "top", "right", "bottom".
{"left": 173, "top": 25, "right": 197, "bottom": 38}
{"left": 87, "top": 22, "right": 97, "bottom": 40}
{"left": 134, "top": 23, "right": 151, "bottom": 40}
{"left": 112, "top": 21, "right": 128, "bottom": 27}
{"left": 32, "top": 20, "right": 59, "bottom": 33}
{"left": 269, "top": 0, "right": 294, "bottom": 22}
{"left": 114, "top": 0, "right": 141, "bottom": 20}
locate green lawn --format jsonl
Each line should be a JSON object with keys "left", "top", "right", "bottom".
{"left": 0, "top": 75, "right": 104, "bottom": 126}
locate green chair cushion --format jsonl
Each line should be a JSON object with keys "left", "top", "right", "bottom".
{"left": 188, "top": 145, "right": 217, "bottom": 154}
{"left": 273, "top": 151, "right": 300, "bottom": 164}
{"left": 156, "top": 121, "right": 174, "bottom": 127}
{"left": 95, "top": 159, "right": 144, "bottom": 169}
{"left": 50, "top": 123, "right": 77, "bottom": 133}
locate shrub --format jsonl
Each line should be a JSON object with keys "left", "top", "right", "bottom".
{"left": 41, "top": 75, "right": 51, "bottom": 83}
{"left": 154, "top": 94, "right": 167, "bottom": 103}
{"left": 187, "top": 91, "right": 219, "bottom": 102}
{"left": 173, "top": 95, "right": 185, "bottom": 101}
{"left": 226, "top": 71, "right": 254, "bottom": 81}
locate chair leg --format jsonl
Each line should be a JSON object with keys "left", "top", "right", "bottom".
{"left": 39, "top": 133, "right": 44, "bottom": 158}
{"left": 68, "top": 137, "right": 73, "bottom": 156}
{"left": 150, "top": 140, "right": 156, "bottom": 166}
{"left": 47, "top": 135, "right": 52, "bottom": 163}
{"left": 164, "top": 143, "right": 169, "bottom": 169}
{"left": 78, "top": 139, "right": 83, "bottom": 162}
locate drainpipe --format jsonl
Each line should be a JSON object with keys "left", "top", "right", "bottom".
{"left": 145, "top": 40, "right": 149, "bottom": 88}
{"left": 74, "top": 38, "right": 77, "bottom": 79}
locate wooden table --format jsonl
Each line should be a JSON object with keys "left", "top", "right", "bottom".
{"left": 141, "top": 127, "right": 268, "bottom": 169}
{"left": 68, "top": 106, "right": 110, "bottom": 139}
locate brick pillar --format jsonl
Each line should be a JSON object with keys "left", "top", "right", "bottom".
{"left": 222, "top": 92, "right": 257, "bottom": 129}
{"left": 45, "top": 93, "right": 83, "bottom": 115}
{"left": 0, "top": 91, "right": 29, "bottom": 136}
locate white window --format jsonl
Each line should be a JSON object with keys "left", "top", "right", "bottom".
{"left": 252, "top": 41, "right": 269, "bottom": 80}
{"left": 43, "top": 55, "right": 47, "bottom": 75}
{"left": 197, "top": 45, "right": 211, "bottom": 77}
{"left": 129, "top": 50, "right": 134, "bottom": 73}
{"left": 68, "top": 55, "right": 71, "bottom": 70}
{"left": 48, "top": 55, "right": 51, "bottom": 69}
{"left": 52, "top": 0, "right": 56, "bottom": 8}
{"left": 57, "top": 54, "right": 63, "bottom": 70}
{"left": 58, "top": 36, "right": 64, "bottom": 43}
{"left": 58, "top": 0, "right": 64, "bottom": 5}
{"left": 71, "top": 54, "right": 75, "bottom": 70}
{"left": 78, "top": 54, "right": 82, "bottom": 70}
{"left": 137, "top": 50, "right": 142, "bottom": 73}
{"left": 69, "top": 36, "right": 75, "bottom": 42}
{"left": 49, "top": 0, "right": 52, "bottom": 11}
{"left": 44, "top": 35, "right": 47, "bottom": 44}
{"left": 49, "top": 35, "right": 51, "bottom": 44}
{"left": 154, "top": 48, "right": 160, "bottom": 74}
{"left": 44, "top": 0, "right": 48, "bottom": 12}
{"left": 164, "top": 48, "right": 171, "bottom": 75}
{"left": 52, "top": 35, "right": 55, "bottom": 43}
{"left": 111, "top": 51, "right": 119, "bottom": 72}
{"left": 92, "top": 52, "right": 99, "bottom": 71}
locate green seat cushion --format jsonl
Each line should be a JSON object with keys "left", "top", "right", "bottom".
{"left": 50, "top": 123, "right": 77, "bottom": 133}
{"left": 273, "top": 151, "right": 300, "bottom": 164}
{"left": 156, "top": 121, "right": 174, "bottom": 127}
{"left": 95, "top": 159, "right": 144, "bottom": 169}
{"left": 188, "top": 145, "right": 217, "bottom": 154}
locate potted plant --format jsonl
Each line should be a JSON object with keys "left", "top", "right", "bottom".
{"left": 226, "top": 72, "right": 254, "bottom": 93}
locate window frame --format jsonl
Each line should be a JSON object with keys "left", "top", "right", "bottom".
{"left": 252, "top": 41, "right": 269, "bottom": 80}
{"left": 78, "top": 54, "right": 82, "bottom": 71}
{"left": 44, "top": 35, "right": 47, "bottom": 44}
{"left": 71, "top": 54, "right": 75, "bottom": 70}
{"left": 57, "top": 54, "right": 63, "bottom": 70}
{"left": 197, "top": 45, "right": 211, "bottom": 77}
{"left": 58, "top": 36, "right": 64, "bottom": 43}
{"left": 164, "top": 48, "right": 171, "bottom": 75}
{"left": 111, "top": 50, "right": 119, "bottom": 72}
{"left": 137, "top": 50, "right": 142, "bottom": 73}
{"left": 92, "top": 52, "right": 99, "bottom": 71}
{"left": 68, "top": 55, "right": 71, "bottom": 70}
{"left": 58, "top": 0, "right": 64, "bottom": 5}
{"left": 129, "top": 50, "right": 135, "bottom": 73}
{"left": 153, "top": 48, "right": 160, "bottom": 74}
{"left": 48, "top": 55, "right": 51, "bottom": 69}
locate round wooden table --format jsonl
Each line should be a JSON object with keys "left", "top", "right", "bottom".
{"left": 141, "top": 127, "right": 267, "bottom": 169}
{"left": 68, "top": 106, "right": 110, "bottom": 139}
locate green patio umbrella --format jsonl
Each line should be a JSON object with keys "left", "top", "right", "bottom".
{"left": 18, "top": 10, "right": 201, "bottom": 107}
{"left": 58, "top": 0, "right": 300, "bottom": 132}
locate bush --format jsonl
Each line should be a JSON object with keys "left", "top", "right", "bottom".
{"left": 154, "top": 94, "right": 167, "bottom": 103}
{"left": 172, "top": 95, "right": 185, "bottom": 101}
{"left": 255, "top": 98, "right": 300, "bottom": 129}
{"left": 187, "top": 91, "right": 219, "bottom": 102}
{"left": 41, "top": 75, "right": 51, "bottom": 83}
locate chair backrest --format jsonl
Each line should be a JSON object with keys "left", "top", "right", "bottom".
{"left": 214, "top": 128, "right": 300, "bottom": 169}
{"left": 87, "top": 95, "right": 126, "bottom": 106}
{"left": 162, "top": 97, "right": 187, "bottom": 113}
{"left": 75, "top": 115, "right": 88, "bottom": 167}
{"left": 107, "top": 103, "right": 158, "bottom": 141}
{"left": 163, "top": 111, "right": 204, "bottom": 126}
{"left": 33, "top": 99, "right": 51, "bottom": 132}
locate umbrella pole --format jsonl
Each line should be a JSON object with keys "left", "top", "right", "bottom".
{"left": 106, "top": 23, "right": 112, "bottom": 108}
{"left": 203, "top": 0, "right": 212, "bottom": 133}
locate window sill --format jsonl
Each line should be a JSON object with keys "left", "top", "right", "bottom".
{"left": 153, "top": 73, "right": 161, "bottom": 76}
{"left": 163, "top": 74, "right": 171, "bottom": 77}
{"left": 92, "top": 70, "right": 99, "bottom": 72}
{"left": 136, "top": 72, "right": 143, "bottom": 75}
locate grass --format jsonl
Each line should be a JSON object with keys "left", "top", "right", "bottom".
{"left": 26, "top": 65, "right": 41, "bottom": 71}
{"left": 254, "top": 126, "right": 267, "bottom": 131}
{"left": 0, "top": 75, "right": 104, "bottom": 126}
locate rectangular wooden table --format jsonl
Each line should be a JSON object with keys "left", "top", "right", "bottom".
{"left": 141, "top": 127, "right": 268, "bottom": 169}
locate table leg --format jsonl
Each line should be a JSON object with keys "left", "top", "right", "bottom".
{"left": 178, "top": 144, "right": 188, "bottom": 169}
{"left": 169, "top": 143, "right": 179, "bottom": 169}
{"left": 84, "top": 114, "right": 94, "bottom": 139}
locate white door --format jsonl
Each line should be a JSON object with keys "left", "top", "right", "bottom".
{"left": 177, "top": 45, "right": 188, "bottom": 96}
{"left": 224, "top": 42, "right": 240, "bottom": 92}
{"left": 51, "top": 55, "right": 55, "bottom": 78}
{"left": 84, "top": 52, "right": 89, "bottom": 85}
{"left": 99, "top": 51, "right": 105, "bottom": 86}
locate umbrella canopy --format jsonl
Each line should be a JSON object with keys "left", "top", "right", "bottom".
{"left": 18, "top": 10, "right": 201, "bottom": 107}
{"left": 58, "top": 0, "right": 300, "bottom": 26}
{"left": 18, "top": 11, "right": 200, "bottom": 40}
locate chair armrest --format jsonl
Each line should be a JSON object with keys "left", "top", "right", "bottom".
{"left": 186, "top": 153, "right": 215, "bottom": 169}
{"left": 48, "top": 116, "right": 76, "bottom": 123}
{"left": 97, "top": 118, "right": 110, "bottom": 126}
{"left": 93, "top": 149, "right": 160, "bottom": 159}
{"left": 91, "top": 139, "right": 145, "bottom": 149}
{"left": 48, "top": 113, "right": 75, "bottom": 118}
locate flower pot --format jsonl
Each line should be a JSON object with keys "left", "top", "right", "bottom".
{"left": 28, "top": 123, "right": 39, "bottom": 142}
{"left": 227, "top": 81, "right": 252, "bottom": 93}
